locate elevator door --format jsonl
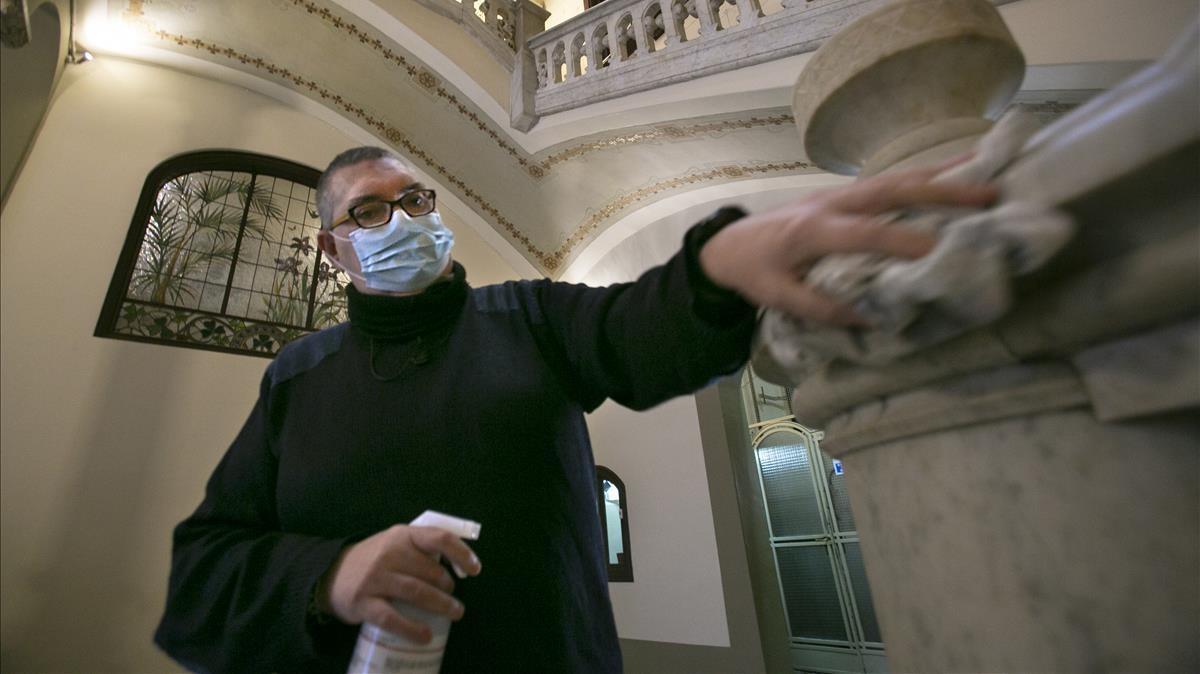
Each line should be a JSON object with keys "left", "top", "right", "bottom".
{"left": 742, "top": 369, "right": 886, "bottom": 674}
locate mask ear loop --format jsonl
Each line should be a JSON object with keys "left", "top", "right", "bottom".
{"left": 324, "top": 233, "right": 370, "bottom": 286}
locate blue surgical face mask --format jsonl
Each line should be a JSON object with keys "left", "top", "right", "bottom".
{"left": 332, "top": 209, "right": 454, "bottom": 293}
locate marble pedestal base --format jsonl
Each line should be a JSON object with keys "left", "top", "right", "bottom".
{"left": 833, "top": 362, "right": 1199, "bottom": 672}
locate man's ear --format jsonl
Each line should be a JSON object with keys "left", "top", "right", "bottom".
{"left": 317, "top": 229, "right": 341, "bottom": 264}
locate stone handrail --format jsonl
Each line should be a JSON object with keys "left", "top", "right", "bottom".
{"left": 412, "top": 0, "right": 549, "bottom": 70}
{"left": 520, "top": 0, "right": 1014, "bottom": 125}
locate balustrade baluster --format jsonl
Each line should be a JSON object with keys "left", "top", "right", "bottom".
{"left": 657, "top": 0, "right": 681, "bottom": 46}
{"left": 694, "top": 0, "right": 719, "bottom": 36}
{"left": 605, "top": 16, "right": 623, "bottom": 67}
{"left": 572, "top": 33, "right": 586, "bottom": 77}
{"left": 552, "top": 41, "right": 566, "bottom": 82}
{"left": 631, "top": 5, "right": 651, "bottom": 56}
{"left": 589, "top": 25, "right": 606, "bottom": 72}
{"left": 734, "top": 0, "right": 763, "bottom": 27}
{"left": 559, "top": 40, "right": 574, "bottom": 79}
{"left": 523, "top": 0, "right": 923, "bottom": 125}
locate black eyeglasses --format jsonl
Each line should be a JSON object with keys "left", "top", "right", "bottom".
{"left": 332, "top": 188, "right": 437, "bottom": 229}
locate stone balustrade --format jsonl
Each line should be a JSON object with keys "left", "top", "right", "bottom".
{"left": 412, "top": 0, "right": 549, "bottom": 69}
{"left": 523, "top": 0, "right": 1014, "bottom": 123}
{"left": 409, "top": 0, "right": 1021, "bottom": 131}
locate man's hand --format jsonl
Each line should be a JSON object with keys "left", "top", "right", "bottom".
{"left": 699, "top": 164, "right": 997, "bottom": 325}
{"left": 320, "top": 525, "right": 482, "bottom": 644}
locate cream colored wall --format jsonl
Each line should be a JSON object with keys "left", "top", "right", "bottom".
{"left": 441, "top": 206, "right": 521, "bottom": 286}
{"left": 369, "top": 0, "right": 513, "bottom": 110}
{"left": 0, "top": 56, "right": 519, "bottom": 672}
{"left": 588, "top": 398, "right": 732, "bottom": 646}
{"left": 999, "top": 0, "right": 1198, "bottom": 65}
{"left": 542, "top": 0, "right": 586, "bottom": 29}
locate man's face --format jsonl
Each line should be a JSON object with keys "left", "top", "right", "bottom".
{"left": 317, "top": 157, "right": 446, "bottom": 296}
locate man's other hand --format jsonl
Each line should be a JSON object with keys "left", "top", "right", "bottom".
{"left": 699, "top": 164, "right": 997, "bottom": 325}
{"left": 321, "top": 524, "right": 483, "bottom": 644}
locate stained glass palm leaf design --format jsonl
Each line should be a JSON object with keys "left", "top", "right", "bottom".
{"left": 101, "top": 154, "right": 348, "bottom": 358}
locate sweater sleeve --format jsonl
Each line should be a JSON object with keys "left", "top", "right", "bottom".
{"left": 153, "top": 369, "right": 357, "bottom": 673}
{"left": 531, "top": 207, "right": 757, "bottom": 412}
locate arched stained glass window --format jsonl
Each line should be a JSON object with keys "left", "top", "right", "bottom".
{"left": 95, "top": 150, "right": 349, "bottom": 357}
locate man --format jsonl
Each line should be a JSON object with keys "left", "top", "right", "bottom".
{"left": 154, "top": 146, "right": 993, "bottom": 672}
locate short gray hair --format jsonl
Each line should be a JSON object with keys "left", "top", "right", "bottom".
{"left": 316, "top": 146, "right": 416, "bottom": 229}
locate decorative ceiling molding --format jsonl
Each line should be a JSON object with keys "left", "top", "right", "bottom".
{"left": 290, "top": 0, "right": 531, "bottom": 169}
{"left": 140, "top": 6, "right": 812, "bottom": 273}
{"left": 149, "top": 28, "right": 554, "bottom": 262}
{"left": 1017, "top": 99, "right": 1081, "bottom": 120}
{"left": 137, "top": 0, "right": 801, "bottom": 177}
{"left": 533, "top": 114, "right": 796, "bottom": 173}
{"left": 102, "top": 0, "right": 1092, "bottom": 276}
{"left": 551, "top": 160, "right": 813, "bottom": 269}
{"left": 299, "top": 0, "right": 802, "bottom": 174}
{"left": 152, "top": 27, "right": 812, "bottom": 272}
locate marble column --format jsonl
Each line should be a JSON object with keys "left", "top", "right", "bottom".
{"left": 756, "top": 1, "right": 1200, "bottom": 671}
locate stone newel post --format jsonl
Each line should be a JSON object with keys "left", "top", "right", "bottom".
{"left": 510, "top": 0, "right": 551, "bottom": 132}
{"left": 756, "top": 1, "right": 1200, "bottom": 671}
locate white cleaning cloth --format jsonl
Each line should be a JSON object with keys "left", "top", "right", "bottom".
{"left": 757, "top": 110, "right": 1075, "bottom": 381}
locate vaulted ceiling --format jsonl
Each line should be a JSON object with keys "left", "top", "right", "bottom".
{"left": 48, "top": 0, "right": 1175, "bottom": 279}
{"left": 78, "top": 0, "right": 822, "bottom": 278}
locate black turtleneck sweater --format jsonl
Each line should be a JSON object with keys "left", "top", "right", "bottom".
{"left": 154, "top": 209, "right": 755, "bottom": 673}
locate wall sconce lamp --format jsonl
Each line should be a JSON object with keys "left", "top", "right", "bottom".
{"left": 66, "top": 44, "right": 93, "bottom": 64}
{"left": 65, "top": 0, "right": 92, "bottom": 65}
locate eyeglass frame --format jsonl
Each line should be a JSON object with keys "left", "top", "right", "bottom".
{"left": 329, "top": 187, "right": 437, "bottom": 230}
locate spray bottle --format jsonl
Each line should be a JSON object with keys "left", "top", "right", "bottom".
{"left": 346, "top": 510, "right": 481, "bottom": 674}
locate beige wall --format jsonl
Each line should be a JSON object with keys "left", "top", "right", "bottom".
{"left": 999, "top": 0, "right": 1198, "bottom": 65}
{"left": 542, "top": 0, "right": 586, "bottom": 29}
{"left": 587, "top": 397, "right": 731, "bottom": 646}
{"left": 0, "top": 56, "right": 519, "bottom": 672}
{"left": 370, "top": 0, "right": 513, "bottom": 110}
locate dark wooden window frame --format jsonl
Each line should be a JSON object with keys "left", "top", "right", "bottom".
{"left": 95, "top": 150, "right": 328, "bottom": 358}
{"left": 596, "top": 465, "right": 633, "bottom": 582}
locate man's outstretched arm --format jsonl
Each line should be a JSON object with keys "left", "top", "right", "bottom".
{"left": 530, "top": 164, "right": 994, "bottom": 412}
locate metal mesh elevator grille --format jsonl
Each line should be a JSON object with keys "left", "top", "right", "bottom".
{"left": 758, "top": 435, "right": 824, "bottom": 537}
{"left": 776, "top": 546, "right": 847, "bottom": 640}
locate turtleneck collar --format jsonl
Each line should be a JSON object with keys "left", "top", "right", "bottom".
{"left": 345, "top": 261, "right": 469, "bottom": 341}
